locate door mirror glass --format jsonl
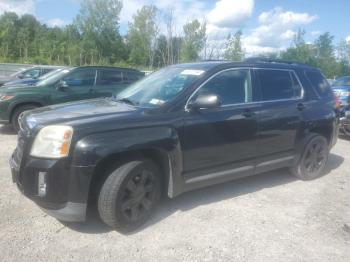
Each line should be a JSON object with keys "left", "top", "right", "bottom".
{"left": 188, "top": 94, "right": 220, "bottom": 110}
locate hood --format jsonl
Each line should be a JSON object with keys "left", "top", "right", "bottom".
{"left": 332, "top": 85, "right": 350, "bottom": 91}
{"left": 0, "top": 84, "right": 38, "bottom": 92}
{"left": 24, "top": 98, "right": 140, "bottom": 129}
{"left": 3, "top": 79, "right": 38, "bottom": 87}
{"left": 0, "top": 76, "right": 12, "bottom": 85}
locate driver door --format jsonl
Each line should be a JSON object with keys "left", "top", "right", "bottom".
{"left": 182, "top": 68, "right": 261, "bottom": 181}
{"left": 53, "top": 68, "right": 97, "bottom": 104}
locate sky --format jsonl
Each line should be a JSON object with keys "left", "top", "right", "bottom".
{"left": 1, "top": 0, "right": 350, "bottom": 55}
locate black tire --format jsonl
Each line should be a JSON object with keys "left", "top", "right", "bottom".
{"left": 342, "top": 125, "right": 350, "bottom": 138}
{"left": 290, "top": 134, "right": 329, "bottom": 180}
{"left": 11, "top": 104, "right": 38, "bottom": 133}
{"left": 98, "top": 159, "right": 161, "bottom": 232}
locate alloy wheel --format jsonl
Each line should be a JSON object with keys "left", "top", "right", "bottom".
{"left": 120, "top": 170, "right": 156, "bottom": 221}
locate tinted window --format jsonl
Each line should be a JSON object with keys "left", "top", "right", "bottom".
{"left": 257, "top": 69, "right": 297, "bottom": 101}
{"left": 124, "top": 71, "right": 142, "bottom": 82}
{"left": 195, "top": 69, "right": 252, "bottom": 105}
{"left": 63, "top": 69, "right": 96, "bottom": 87}
{"left": 305, "top": 70, "right": 334, "bottom": 98}
{"left": 98, "top": 70, "right": 123, "bottom": 85}
{"left": 42, "top": 68, "right": 54, "bottom": 74}
{"left": 22, "top": 68, "right": 41, "bottom": 78}
{"left": 291, "top": 72, "right": 303, "bottom": 97}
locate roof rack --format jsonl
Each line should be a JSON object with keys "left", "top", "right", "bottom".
{"left": 199, "top": 59, "right": 230, "bottom": 62}
{"left": 244, "top": 57, "right": 309, "bottom": 67}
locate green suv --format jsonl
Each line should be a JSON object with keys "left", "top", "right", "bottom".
{"left": 0, "top": 66, "right": 144, "bottom": 131}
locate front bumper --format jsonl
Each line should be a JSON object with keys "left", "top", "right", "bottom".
{"left": 10, "top": 135, "right": 95, "bottom": 222}
{"left": 40, "top": 202, "right": 87, "bottom": 222}
{"left": 0, "top": 100, "right": 11, "bottom": 123}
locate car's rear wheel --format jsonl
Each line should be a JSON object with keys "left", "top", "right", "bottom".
{"left": 11, "top": 104, "right": 38, "bottom": 133}
{"left": 98, "top": 159, "right": 161, "bottom": 232}
{"left": 290, "top": 134, "right": 329, "bottom": 180}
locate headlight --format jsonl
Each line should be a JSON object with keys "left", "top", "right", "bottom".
{"left": 0, "top": 95, "right": 14, "bottom": 101}
{"left": 30, "top": 125, "right": 73, "bottom": 159}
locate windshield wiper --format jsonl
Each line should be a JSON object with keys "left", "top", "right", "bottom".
{"left": 112, "top": 95, "right": 136, "bottom": 106}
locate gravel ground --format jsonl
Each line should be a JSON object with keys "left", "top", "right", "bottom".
{"left": 0, "top": 124, "right": 349, "bottom": 262}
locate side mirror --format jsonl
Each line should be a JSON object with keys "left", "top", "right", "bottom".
{"left": 56, "top": 80, "right": 68, "bottom": 91}
{"left": 17, "top": 74, "right": 24, "bottom": 79}
{"left": 188, "top": 94, "right": 220, "bottom": 111}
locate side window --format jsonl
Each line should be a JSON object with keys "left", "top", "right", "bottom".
{"left": 63, "top": 69, "right": 96, "bottom": 87}
{"left": 42, "top": 68, "right": 53, "bottom": 75}
{"left": 124, "top": 72, "right": 142, "bottom": 82}
{"left": 257, "top": 69, "right": 296, "bottom": 101}
{"left": 194, "top": 69, "right": 253, "bottom": 106}
{"left": 98, "top": 70, "right": 123, "bottom": 85}
{"left": 290, "top": 72, "right": 303, "bottom": 98}
{"left": 305, "top": 70, "right": 333, "bottom": 98}
{"left": 23, "top": 68, "right": 41, "bottom": 78}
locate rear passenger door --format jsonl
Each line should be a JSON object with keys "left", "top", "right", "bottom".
{"left": 94, "top": 69, "right": 128, "bottom": 97}
{"left": 254, "top": 68, "right": 304, "bottom": 171}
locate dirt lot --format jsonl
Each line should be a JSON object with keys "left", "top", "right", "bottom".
{"left": 0, "top": 124, "right": 349, "bottom": 262}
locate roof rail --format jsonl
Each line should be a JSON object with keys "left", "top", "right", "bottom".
{"left": 199, "top": 59, "right": 230, "bottom": 62}
{"left": 244, "top": 57, "right": 309, "bottom": 67}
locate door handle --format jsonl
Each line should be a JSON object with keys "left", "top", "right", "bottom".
{"left": 242, "top": 109, "right": 255, "bottom": 118}
{"left": 296, "top": 103, "right": 305, "bottom": 111}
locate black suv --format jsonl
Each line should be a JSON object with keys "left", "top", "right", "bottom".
{"left": 10, "top": 59, "right": 339, "bottom": 232}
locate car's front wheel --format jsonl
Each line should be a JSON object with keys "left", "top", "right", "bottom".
{"left": 11, "top": 104, "right": 38, "bottom": 133}
{"left": 290, "top": 134, "right": 329, "bottom": 180}
{"left": 98, "top": 159, "right": 161, "bottom": 232}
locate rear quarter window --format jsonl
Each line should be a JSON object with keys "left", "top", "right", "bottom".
{"left": 305, "top": 70, "right": 333, "bottom": 98}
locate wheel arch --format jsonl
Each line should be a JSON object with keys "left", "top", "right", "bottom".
{"left": 9, "top": 101, "right": 43, "bottom": 123}
{"left": 87, "top": 148, "right": 173, "bottom": 205}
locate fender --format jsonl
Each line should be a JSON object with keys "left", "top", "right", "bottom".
{"left": 7, "top": 98, "right": 45, "bottom": 119}
{"left": 72, "top": 126, "right": 185, "bottom": 198}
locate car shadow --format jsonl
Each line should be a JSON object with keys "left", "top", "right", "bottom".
{"left": 339, "top": 134, "right": 350, "bottom": 141}
{"left": 0, "top": 124, "right": 16, "bottom": 135}
{"left": 63, "top": 153, "right": 344, "bottom": 235}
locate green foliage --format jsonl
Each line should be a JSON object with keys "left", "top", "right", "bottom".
{"left": 127, "top": 5, "right": 158, "bottom": 67}
{"left": 224, "top": 30, "right": 244, "bottom": 61}
{"left": 280, "top": 31, "right": 350, "bottom": 78}
{"left": 180, "top": 19, "right": 206, "bottom": 63}
{"left": 0, "top": 3, "right": 349, "bottom": 79}
{"left": 75, "top": 0, "right": 124, "bottom": 64}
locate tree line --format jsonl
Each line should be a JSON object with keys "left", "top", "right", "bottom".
{"left": 0, "top": 0, "right": 349, "bottom": 78}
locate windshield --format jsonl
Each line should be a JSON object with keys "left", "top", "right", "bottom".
{"left": 36, "top": 68, "right": 73, "bottom": 86}
{"left": 36, "top": 68, "right": 64, "bottom": 81}
{"left": 333, "top": 77, "right": 350, "bottom": 87}
{"left": 116, "top": 67, "right": 206, "bottom": 107}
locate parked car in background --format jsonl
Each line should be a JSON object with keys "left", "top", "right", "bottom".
{"left": 10, "top": 59, "right": 338, "bottom": 232}
{"left": 331, "top": 76, "right": 350, "bottom": 107}
{"left": 0, "top": 66, "right": 144, "bottom": 131}
{"left": 0, "top": 66, "right": 61, "bottom": 86}
{"left": 2, "top": 67, "right": 69, "bottom": 87}
{"left": 339, "top": 105, "right": 350, "bottom": 137}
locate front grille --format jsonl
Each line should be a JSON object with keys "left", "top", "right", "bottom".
{"left": 13, "top": 130, "right": 30, "bottom": 184}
